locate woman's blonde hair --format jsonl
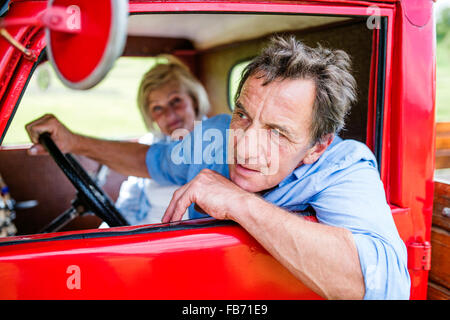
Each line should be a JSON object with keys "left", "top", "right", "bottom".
{"left": 137, "top": 55, "right": 210, "bottom": 131}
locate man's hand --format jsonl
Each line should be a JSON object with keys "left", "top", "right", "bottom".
{"left": 25, "top": 114, "right": 79, "bottom": 155}
{"left": 162, "top": 169, "right": 256, "bottom": 223}
{"left": 162, "top": 168, "right": 365, "bottom": 299}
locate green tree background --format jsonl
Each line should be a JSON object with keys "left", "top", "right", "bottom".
{"left": 436, "top": 4, "right": 450, "bottom": 121}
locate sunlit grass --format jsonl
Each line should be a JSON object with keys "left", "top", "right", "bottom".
{"left": 436, "top": 37, "right": 450, "bottom": 122}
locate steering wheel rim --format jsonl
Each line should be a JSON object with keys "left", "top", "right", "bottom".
{"left": 38, "top": 132, "right": 129, "bottom": 227}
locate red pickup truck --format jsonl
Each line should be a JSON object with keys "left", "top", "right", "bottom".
{"left": 0, "top": 0, "right": 436, "bottom": 300}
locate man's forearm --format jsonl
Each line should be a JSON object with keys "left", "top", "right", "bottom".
{"left": 75, "top": 135, "right": 150, "bottom": 178}
{"left": 232, "top": 195, "right": 365, "bottom": 300}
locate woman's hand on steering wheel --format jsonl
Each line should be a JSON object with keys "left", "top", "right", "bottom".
{"left": 25, "top": 114, "right": 80, "bottom": 156}
{"left": 31, "top": 123, "right": 129, "bottom": 232}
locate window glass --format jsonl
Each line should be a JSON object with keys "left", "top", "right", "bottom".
{"left": 3, "top": 57, "right": 167, "bottom": 145}
{"left": 228, "top": 59, "right": 251, "bottom": 111}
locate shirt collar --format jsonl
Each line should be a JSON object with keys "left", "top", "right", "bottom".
{"left": 280, "top": 135, "right": 343, "bottom": 185}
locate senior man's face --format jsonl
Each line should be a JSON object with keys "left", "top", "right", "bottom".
{"left": 228, "top": 74, "right": 327, "bottom": 193}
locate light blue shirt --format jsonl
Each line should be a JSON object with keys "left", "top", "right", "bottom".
{"left": 117, "top": 117, "right": 208, "bottom": 225}
{"left": 146, "top": 114, "right": 411, "bottom": 300}
{"left": 115, "top": 132, "right": 171, "bottom": 225}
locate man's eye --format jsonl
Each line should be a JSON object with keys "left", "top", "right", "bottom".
{"left": 237, "top": 111, "right": 248, "bottom": 119}
{"left": 270, "top": 128, "right": 281, "bottom": 136}
{"left": 270, "top": 128, "right": 288, "bottom": 141}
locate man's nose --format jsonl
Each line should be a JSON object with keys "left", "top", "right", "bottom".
{"left": 235, "top": 126, "right": 267, "bottom": 165}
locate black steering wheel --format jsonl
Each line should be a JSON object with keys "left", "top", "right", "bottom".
{"left": 38, "top": 132, "right": 129, "bottom": 232}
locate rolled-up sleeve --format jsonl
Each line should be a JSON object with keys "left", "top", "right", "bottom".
{"left": 310, "top": 161, "right": 410, "bottom": 299}
{"left": 352, "top": 233, "right": 410, "bottom": 299}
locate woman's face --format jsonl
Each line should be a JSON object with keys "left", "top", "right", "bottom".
{"left": 147, "top": 81, "right": 197, "bottom": 136}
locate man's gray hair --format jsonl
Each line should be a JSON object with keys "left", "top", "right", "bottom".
{"left": 235, "top": 35, "right": 357, "bottom": 144}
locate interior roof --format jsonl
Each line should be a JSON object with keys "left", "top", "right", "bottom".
{"left": 127, "top": 13, "right": 353, "bottom": 50}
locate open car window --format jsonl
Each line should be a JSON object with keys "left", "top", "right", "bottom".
{"left": 0, "top": 11, "right": 378, "bottom": 238}
{"left": 228, "top": 59, "right": 251, "bottom": 111}
{"left": 2, "top": 57, "right": 164, "bottom": 146}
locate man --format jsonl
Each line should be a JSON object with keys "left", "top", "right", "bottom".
{"left": 26, "top": 36, "right": 410, "bottom": 299}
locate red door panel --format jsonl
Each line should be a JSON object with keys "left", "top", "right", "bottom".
{"left": 0, "top": 220, "right": 323, "bottom": 299}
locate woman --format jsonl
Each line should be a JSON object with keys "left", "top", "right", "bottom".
{"left": 112, "top": 55, "right": 210, "bottom": 226}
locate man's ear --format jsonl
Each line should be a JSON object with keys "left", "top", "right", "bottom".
{"left": 303, "top": 133, "right": 334, "bottom": 165}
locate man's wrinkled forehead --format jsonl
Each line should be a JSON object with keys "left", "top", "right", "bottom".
{"left": 236, "top": 75, "right": 316, "bottom": 137}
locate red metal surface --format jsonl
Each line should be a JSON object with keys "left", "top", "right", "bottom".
{"left": 407, "top": 241, "right": 432, "bottom": 271}
{"left": 48, "top": 0, "right": 111, "bottom": 83}
{"left": 0, "top": 28, "right": 46, "bottom": 140}
{"left": 0, "top": 6, "right": 81, "bottom": 34}
{"left": 0, "top": 0, "right": 437, "bottom": 300}
{"left": 128, "top": 0, "right": 395, "bottom": 15}
{"left": 0, "top": 219, "right": 323, "bottom": 299}
{"left": 388, "top": 0, "right": 436, "bottom": 299}
{"left": 0, "top": 1, "right": 47, "bottom": 138}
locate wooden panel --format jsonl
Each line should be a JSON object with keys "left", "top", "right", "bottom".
{"left": 427, "top": 282, "right": 450, "bottom": 300}
{"left": 122, "top": 36, "right": 194, "bottom": 56}
{"left": 436, "top": 122, "right": 450, "bottom": 133}
{"left": 436, "top": 135, "right": 450, "bottom": 150}
{"left": 432, "top": 182, "right": 450, "bottom": 231}
{"left": 429, "top": 227, "right": 450, "bottom": 288}
{"left": 435, "top": 122, "right": 450, "bottom": 169}
{"left": 429, "top": 181, "right": 450, "bottom": 299}
{"left": 436, "top": 150, "right": 450, "bottom": 170}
